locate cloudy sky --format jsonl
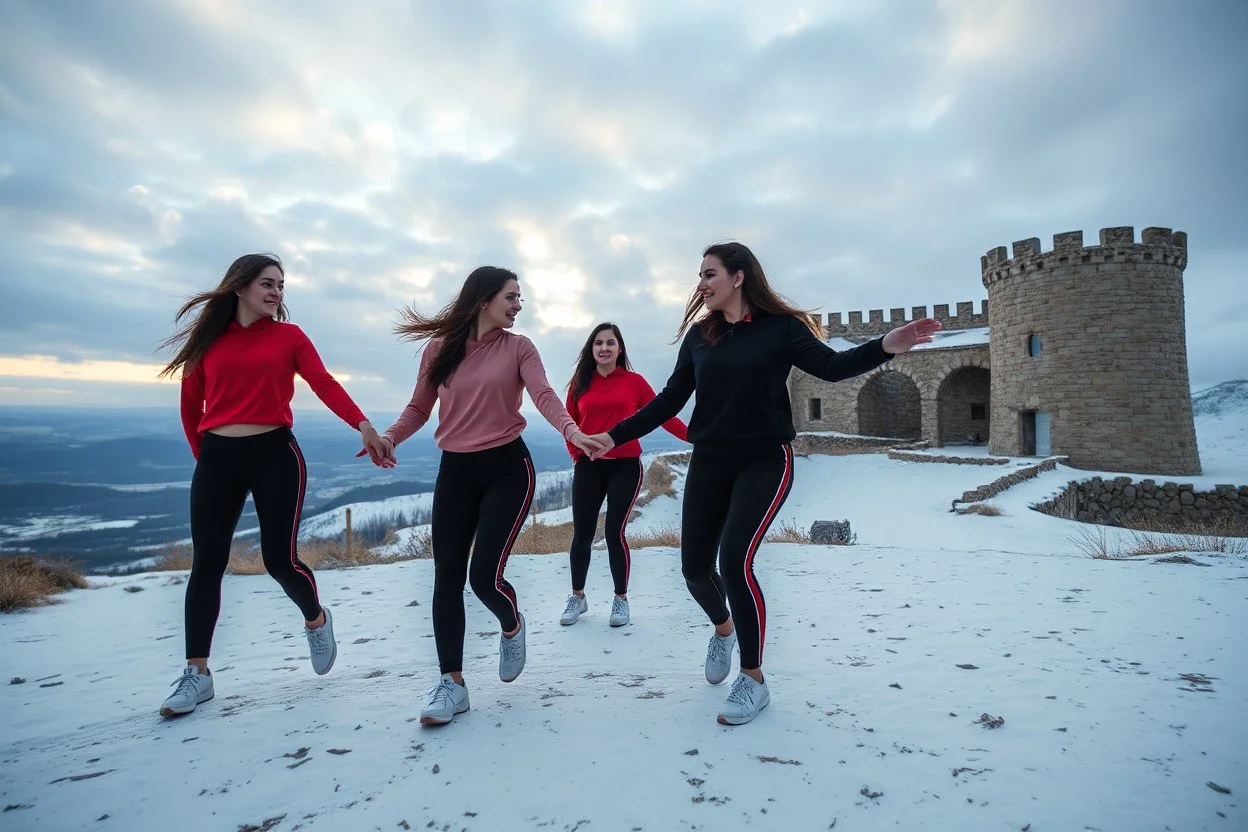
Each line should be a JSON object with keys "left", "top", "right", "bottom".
{"left": 0, "top": 0, "right": 1244, "bottom": 422}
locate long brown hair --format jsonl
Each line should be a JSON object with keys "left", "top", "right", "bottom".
{"left": 675, "top": 242, "right": 823, "bottom": 345}
{"left": 568, "top": 322, "right": 632, "bottom": 401}
{"left": 159, "top": 253, "right": 287, "bottom": 379}
{"left": 394, "top": 266, "right": 518, "bottom": 389}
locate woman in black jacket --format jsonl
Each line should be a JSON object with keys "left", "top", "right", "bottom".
{"left": 586, "top": 241, "right": 939, "bottom": 725}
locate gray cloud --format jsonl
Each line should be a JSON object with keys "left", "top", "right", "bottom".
{"left": 0, "top": 0, "right": 1243, "bottom": 414}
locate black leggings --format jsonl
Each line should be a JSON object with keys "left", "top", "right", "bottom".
{"left": 429, "top": 437, "right": 535, "bottom": 675}
{"left": 568, "top": 457, "right": 644, "bottom": 596}
{"left": 680, "top": 444, "right": 793, "bottom": 671}
{"left": 185, "top": 428, "right": 320, "bottom": 659}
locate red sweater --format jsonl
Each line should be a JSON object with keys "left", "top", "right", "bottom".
{"left": 180, "top": 318, "right": 368, "bottom": 458}
{"left": 565, "top": 367, "right": 688, "bottom": 460}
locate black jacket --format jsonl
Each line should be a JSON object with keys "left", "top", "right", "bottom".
{"left": 609, "top": 312, "right": 892, "bottom": 453}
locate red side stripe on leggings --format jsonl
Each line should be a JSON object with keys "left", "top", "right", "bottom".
{"left": 495, "top": 455, "right": 536, "bottom": 620}
{"left": 743, "top": 444, "right": 793, "bottom": 665}
{"left": 287, "top": 439, "right": 317, "bottom": 602}
{"left": 617, "top": 457, "right": 645, "bottom": 591}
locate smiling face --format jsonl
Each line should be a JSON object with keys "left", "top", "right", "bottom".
{"left": 697, "top": 254, "right": 743, "bottom": 313}
{"left": 478, "top": 278, "right": 522, "bottom": 332}
{"left": 592, "top": 328, "right": 620, "bottom": 370}
{"left": 236, "top": 265, "right": 284, "bottom": 323}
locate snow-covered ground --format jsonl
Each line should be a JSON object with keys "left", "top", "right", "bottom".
{"left": 1, "top": 388, "right": 1245, "bottom": 831}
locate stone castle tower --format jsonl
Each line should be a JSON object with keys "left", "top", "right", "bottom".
{"left": 980, "top": 226, "right": 1200, "bottom": 475}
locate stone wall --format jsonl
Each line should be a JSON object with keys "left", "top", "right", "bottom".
{"left": 790, "top": 433, "right": 906, "bottom": 455}
{"left": 1032, "top": 477, "right": 1248, "bottom": 528}
{"left": 825, "top": 299, "right": 988, "bottom": 340}
{"left": 789, "top": 343, "right": 991, "bottom": 447}
{"left": 888, "top": 450, "right": 1010, "bottom": 465}
{"left": 952, "top": 457, "right": 1065, "bottom": 506}
{"left": 981, "top": 226, "right": 1200, "bottom": 475}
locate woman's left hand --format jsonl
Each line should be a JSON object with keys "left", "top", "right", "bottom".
{"left": 882, "top": 318, "right": 942, "bottom": 354}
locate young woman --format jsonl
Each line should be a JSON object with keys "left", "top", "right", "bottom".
{"left": 376, "top": 266, "right": 603, "bottom": 726}
{"left": 158, "top": 253, "right": 389, "bottom": 718}
{"left": 586, "top": 242, "right": 939, "bottom": 725}
{"left": 560, "top": 323, "right": 688, "bottom": 628}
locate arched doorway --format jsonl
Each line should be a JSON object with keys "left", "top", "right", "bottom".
{"left": 857, "top": 371, "right": 921, "bottom": 439}
{"left": 937, "top": 366, "right": 991, "bottom": 446}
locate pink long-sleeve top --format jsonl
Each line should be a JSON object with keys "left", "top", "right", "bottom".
{"left": 384, "top": 329, "right": 580, "bottom": 453}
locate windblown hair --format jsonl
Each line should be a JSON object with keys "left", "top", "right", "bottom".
{"left": 568, "top": 322, "right": 632, "bottom": 402}
{"left": 159, "top": 253, "right": 287, "bottom": 379}
{"left": 676, "top": 242, "right": 823, "bottom": 345}
{"left": 394, "top": 266, "right": 518, "bottom": 389}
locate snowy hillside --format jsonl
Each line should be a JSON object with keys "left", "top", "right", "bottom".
{"left": 2, "top": 409, "right": 1246, "bottom": 829}
{"left": 1193, "top": 380, "right": 1248, "bottom": 481}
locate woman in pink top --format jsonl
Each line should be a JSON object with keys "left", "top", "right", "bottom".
{"left": 375, "top": 266, "right": 602, "bottom": 726}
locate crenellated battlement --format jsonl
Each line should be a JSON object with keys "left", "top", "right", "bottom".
{"left": 825, "top": 299, "right": 988, "bottom": 339}
{"left": 981, "top": 226, "right": 1188, "bottom": 286}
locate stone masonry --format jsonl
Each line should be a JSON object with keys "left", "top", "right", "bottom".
{"left": 981, "top": 227, "right": 1200, "bottom": 474}
{"left": 790, "top": 301, "right": 990, "bottom": 445}
{"left": 790, "top": 225, "right": 1202, "bottom": 476}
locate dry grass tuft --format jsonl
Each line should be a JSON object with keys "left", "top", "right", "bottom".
{"left": 629, "top": 523, "right": 682, "bottom": 548}
{"left": 955, "top": 503, "right": 1003, "bottom": 517}
{"left": 764, "top": 520, "right": 812, "bottom": 544}
{"left": 635, "top": 458, "right": 678, "bottom": 508}
{"left": 512, "top": 519, "right": 575, "bottom": 555}
{"left": 150, "top": 538, "right": 419, "bottom": 574}
{"left": 1121, "top": 516, "right": 1248, "bottom": 556}
{"left": 0, "top": 556, "right": 88, "bottom": 612}
{"left": 1071, "top": 517, "right": 1248, "bottom": 560}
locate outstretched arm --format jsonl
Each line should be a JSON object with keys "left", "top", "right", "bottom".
{"left": 564, "top": 387, "right": 584, "bottom": 461}
{"left": 787, "top": 316, "right": 917, "bottom": 382}
{"left": 518, "top": 338, "right": 603, "bottom": 457}
{"left": 383, "top": 345, "right": 439, "bottom": 447}
{"left": 635, "top": 374, "right": 689, "bottom": 443}
{"left": 293, "top": 327, "right": 390, "bottom": 464}
{"left": 604, "top": 331, "right": 696, "bottom": 449}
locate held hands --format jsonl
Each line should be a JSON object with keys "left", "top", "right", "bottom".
{"left": 882, "top": 317, "right": 942, "bottom": 355}
{"left": 569, "top": 431, "right": 607, "bottom": 459}
{"left": 583, "top": 432, "right": 615, "bottom": 460}
{"left": 355, "top": 422, "right": 397, "bottom": 468}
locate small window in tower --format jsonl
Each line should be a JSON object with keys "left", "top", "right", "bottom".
{"left": 809, "top": 398, "right": 822, "bottom": 420}
{"left": 1027, "top": 333, "right": 1042, "bottom": 357}
{"left": 970, "top": 403, "right": 986, "bottom": 421}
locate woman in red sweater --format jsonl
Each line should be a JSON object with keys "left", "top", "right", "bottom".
{"left": 561, "top": 323, "right": 688, "bottom": 629}
{"left": 157, "top": 253, "right": 389, "bottom": 718}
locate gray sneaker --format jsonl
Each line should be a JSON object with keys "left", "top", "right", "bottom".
{"left": 499, "top": 612, "right": 527, "bottom": 682}
{"left": 306, "top": 607, "right": 337, "bottom": 675}
{"left": 704, "top": 628, "right": 736, "bottom": 685}
{"left": 717, "top": 672, "right": 770, "bottom": 725}
{"left": 559, "top": 594, "right": 588, "bottom": 626}
{"left": 609, "top": 596, "right": 630, "bottom": 627}
{"left": 160, "top": 666, "right": 214, "bottom": 717}
{"left": 420, "top": 675, "right": 470, "bottom": 726}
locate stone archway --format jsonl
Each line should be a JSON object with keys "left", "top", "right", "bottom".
{"left": 936, "top": 365, "right": 991, "bottom": 446}
{"left": 857, "top": 370, "right": 922, "bottom": 439}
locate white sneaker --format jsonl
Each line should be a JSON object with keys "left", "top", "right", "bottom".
{"left": 559, "top": 594, "right": 588, "bottom": 626}
{"left": 305, "top": 607, "right": 337, "bottom": 676}
{"left": 420, "top": 675, "right": 470, "bottom": 726}
{"left": 160, "top": 666, "right": 214, "bottom": 717}
{"left": 705, "top": 629, "right": 736, "bottom": 685}
{"left": 499, "top": 612, "right": 527, "bottom": 682}
{"left": 609, "top": 596, "right": 630, "bottom": 627}
{"left": 717, "top": 673, "right": 770, "bottom": 725}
